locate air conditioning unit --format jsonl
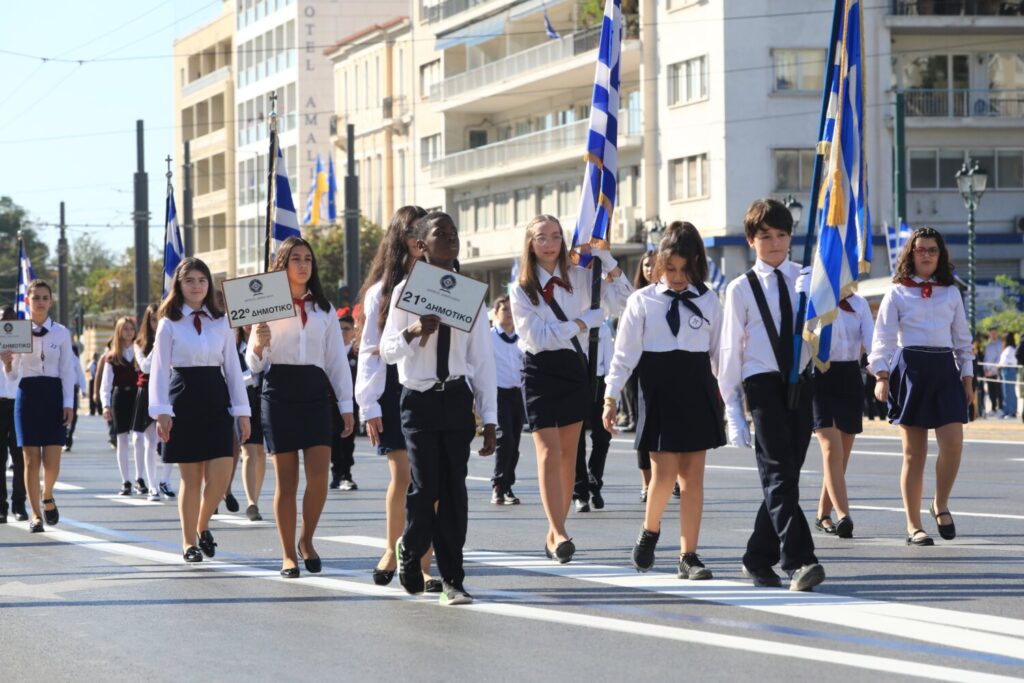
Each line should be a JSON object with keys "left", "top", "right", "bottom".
{"left": 1015, "top": 215, "right": 1024, "bottom": 233}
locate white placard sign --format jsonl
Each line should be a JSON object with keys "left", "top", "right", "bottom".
{"left": 395, "top": 261, "right": 488, "bottom": 334}
{"left": 220, "top": 271, "right": 297, "bottom": 329}
{"left": 0, "top": 320, "right": 32, "bottom": 353}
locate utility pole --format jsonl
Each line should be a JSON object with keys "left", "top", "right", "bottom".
{"left": 58, "top": 201, "right": 68, "bottom": 326}
{"left": 183, "top": 140, "right": 194, "bottom": 257}
{"left": 133, "top": 120, "right": 150, "bottom": 322}
{"left": 894, "top": 92, "right": 907, "bottom": 227}
{"left": 344, "top": 124, "right": 360, "bottom": 292}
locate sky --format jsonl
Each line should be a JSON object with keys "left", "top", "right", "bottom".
{"left": 0, "top": 0, "right": 226, "bottom": 262}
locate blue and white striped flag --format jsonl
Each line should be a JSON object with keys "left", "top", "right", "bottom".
{"left": 571, "top": 0, "right": 621, "bottom": 266}
{"left": 805, "top": 0, "right": 872, "bottom": 370}
{"left": 543, "top": 2, "right": 560, "bottom": 39}
{"left": 272, "top": 145, "right": 301, "bottom": 250}
{"left": 707, "top": 257, "right": 726, "bottom": 294}
{"left": 885, "top": 220, "right": 911, "bottom": 274}
{"left": 16, "top": 238, "right": 35, "bottom": 320}
{"left": 163, "top": 191, "right": 184, "bottom": 297}
{"left": 327, "top": 156, "right": 337, "bottom": 223}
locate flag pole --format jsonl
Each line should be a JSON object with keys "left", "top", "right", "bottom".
{"left": 263, "top": 91, "right": 279, "bottom": 273}
{"left": 787, "top": 0, "right": 845, "bottom": 409}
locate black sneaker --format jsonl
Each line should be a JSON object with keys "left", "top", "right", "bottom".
{"left": 742, "top": 564, "right": 783, "bottom": 588}
{"left": 224, "top": 493, "right": 240, "bottom": 513}
{"left": 591, "top": 489, "right": 605, "bottom": 510}
{"left": 672, "top": 482, "right": 681, "bottom": 498}
{"left": 198, "top": 530, "right": 217, "bottom": 558}
{"left": 396, "top": 539, "right": 424, "bottom": 594}
{"left": 788, "top": 563, "right": 826, "bottom": 592}
{"left": 339, "top": 479, "right": 358, "bottom": 491}
{"left": 439, "top": 579, "right": 473, "bottom": 606}
{"left": 574, "top": 498, "right": 590, "bottom": 513}
{"left": 119, "top": 481, "right": 132, "bottom": 496}
{"left": 159, "top": 482, "right": 176, "bottom": 499}
{"left": 503, "top": 489, "right": 520, "bottom": 505}
{"left": 677, "top": 553, "right": 713, "bottom": 580}
{"left": 135, "top": 478, "right": 148, "bottom": 495}
{"left": 329, "top": 478, "right": 341, "bottom": 490}
{"left": 491, "top": 486, "right": 504, "bottom": 505}
{"left": 631, "top": 528, "right": 660, "bottom": 572}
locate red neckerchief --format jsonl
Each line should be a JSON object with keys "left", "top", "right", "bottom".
{"left": 540, "top": 276, "right": 570, "bottom": 304}
{"left": 191, "top": 310, "right": 209, "bottom": 334}
{"left": 292, "top": 293, "right": 312, "bottom": 327}
{"left": 899, "top": 278, "right": 946, "bottom": 299}
{"left": 838, "top": 298, "right": 855, "bottom": 313}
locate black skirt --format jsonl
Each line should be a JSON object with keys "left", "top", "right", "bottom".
{"left": 887, "top": 348, "right": 968, "bottom": 428}
{"left": 812, "top": 361, "right": 863, "bottom": 434}
{"left": 261, "top": 364, "right": 331, "bottom": 454}
{"left": 243, "top": 382, "right": 264, "bottom": 446}
{"left": 132, "top": 377, "right": 153, "bottom": 432}
{"left": 635, "top": 350, "right": 726, "bottom": 453}
{"left": 523, "top": 349, "right": 589, "bottom": 431}
{"left": 376, "top": 363, "right": 407, "bottom": 455}
{"left": 111, "top": 385, "right": 137, "bottom": 435}
{"left": 14, "top": 376, "right": 66, "bottom": 447}
{"left": 162, "top": 367, "right": 234, "bottom": 463}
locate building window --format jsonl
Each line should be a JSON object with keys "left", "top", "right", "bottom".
{"left": 668, "top": 55, "right": 708, "bottom": 106}
{"left": 420, "top": 134, "right": 441, "bottom": 167}
{"left": 772, "top": 149, "right": 816, "bottom": 193}
{"left": 468, "top": 129, "right": 488, "bottom": 148}
{"left": 772, "top": 48, "right": 825, "bottom": 93}
{"left": 493, "top": 193, "right": 510, "bottom": 228}
{"left": 457, "top": 200, "right": 473, "bottom": 232}
{"left": 669, "top": 154, "right": 710, "bottom": 201}
{"left": 557, "top": 180, "right": 578, "bottom": 217}
{"left": 667, "top": 0, "right": 700, "bottom": 8}
{"left": 910, "top": 148, "right": 1024, "bottom": 189}
{"left": 514, "top": 189, "right": 532, "bottom": 226}
{"left": 474, "top": 197, "right": 489, "bottom": 231}
{"left": 420, "top": 60, "right": 441, "bottom": 99}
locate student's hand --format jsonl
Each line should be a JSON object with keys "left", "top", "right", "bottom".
{"left": 341, "top": 412, "right": 355, "bottom": 438}
{"left": 237, "top": 416, "right": 251, "bottom": 444}
{"left": 156, "top": 415, "right": 173, "bottom": 443}
{"left": 102, "top": 407, "right": 112, "bottom": 422}
{"left": 602, "top": 404, "right": 618, "bottom": 436}
{"left": 62, "top": 408, "right": 74, "bottom": 427}
{"left": 590, "top": 248, "right": 619, "bottom": 274}
{"left": 478, "top": 424, "right": 497, "bottom": 457}
{"left": 725, "top": 404, "right": 751, "bottom": 448}
{"left": 365, "top": 417, "right": 383, "bottom": 447}
{"left": 962, "top": 377, "right": 974, "bottom": 413}
{"left": 874, "top": 377, "right": 888, "bottom": 404}
{"left": 405, "top": 315, "right": 441, "bottom": 345}
{"left": 795, "top": 266, "right": 813, "bottom": 296}
{"left": 253, "top": 323, "right": 271, "bottom": 357}
{"left": 578, "top": 308, "right": 605, "bottom": 329}
{"left": 1, "top": 351, "right": 12, "bottom": 371}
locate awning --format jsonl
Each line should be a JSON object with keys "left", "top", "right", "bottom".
{"left": 436, "top": 11, "right": 507, "bottom": 50}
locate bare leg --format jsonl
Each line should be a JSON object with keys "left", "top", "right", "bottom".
{"left": 899, "top": 425, "right": 929, "bottom": 535}
{"left": 241, "top": 443, "right": 267, "bottom": 507}
{"left": 224, "top": 435, "right": 240, "bottom": 500}
{"left": 557, "top": 424, "right": 582, "bottom": 533}
{"left": 640, "top": 468, "right": 651, "bottom": 490}
{"left": 199, "top": 457, "right": 234, "bottom": 533}
{"left": 532, "top": 423, "right": 583, "bottom": 548}
{"left": 645, "top": 452, "right": 680, "bottom": 534}
{"left": 273, "top": 452, "right": 300, "bottom": 570}
{"left": 677, "top": 451, "right": 706, "bottom": 554}
{"left": 815, "top": 427, "right": 849, "bottom": 521}
{"left": 41, "top": 445, "right": 61, "bottom": 511}
{"left": 298, "top": 446, "right": 331, "bottom": 562}
{"left": 177, "top": 462, "right": 205, "bottom": 552}
{"left": 932, "top": 422, "right": 964, "bottom": 515}
{"left": 378, "top": 449, "right": 410, "bottom": 572}
{"left": 23, "top": 447, "right": 42, "bottom": 521}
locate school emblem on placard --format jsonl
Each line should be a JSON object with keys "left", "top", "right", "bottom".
{"left": 688, "top": 314, "right": 703, "bottom": 330}
{"left": 2, "top": 323, "right": 11, "bottom": 333}
{"left": 440, "top": 274, "right": 457, "bottom": 292}
{"left": 249, "top": 279, "right": 263, "bottom": 294}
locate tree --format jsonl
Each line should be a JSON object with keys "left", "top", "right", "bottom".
{"left": 979, "top": 275, "right": 1024, "bottom": 338}
{"left": 304, "top": 218, "right": 384, "bottom": 307}
{"left": 0, "top": 196, "right": 52, "bottom": 304}
{"left": 82, "top": 246, "right": 164, "bottom": 315}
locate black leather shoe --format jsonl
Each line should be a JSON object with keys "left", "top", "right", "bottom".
{"left": 135, "top": 478, "right": 148, "bottom": 495}
{"left": 198, "top": 530, "right": 217, "bottom": 558}
{"left": 280, "top": 566, "right": 300, "bottom": 579}
{"left": 834, "top": 516, "right": 854, "bottom": 539}
{"left": 42, "top": 498, "right": 59, "bottom": 526}
{"left": 929, "top": 503, "right": 956, "bottom": 540}
{"left": 544, "top": 544, "right": 554, "bottom": 560}
{"left": 119, "top": 481, "right": 132, "bottom": 496}
{"left": 29, "top": 518, "right": 44, "bottom": 533}
{"left": 906, "top": 529, "right": 935, "bottom": 546}
{"left": 396, "top": 539, "right": 424, "bottom": 594}
{"left": 371, "top": 568, "right": 395, "bottom": 586}
{"left": 814, "top": 516, "right": 836, "bottom": 534}
{"left": 12, "top": 504, "right": 28, "bottom": 522}
{"left": 632, "top": 528, "right": 659, "bottom": 572}
{"left": 0, "top": 513, "right": 6, "bottom": 524}
{"left": 224, "top": 493, "right": 240, "bottom": 513}
{"left": 245, "top": 504, "right": 262, "bottom": 522}
{"left": 554, "top": 539, "right": 576, "bottom": 564}
{"left": 424, "top": 578, "right": 443, "bottom": 593}
{"left": 591, "top": 490, "right": 605, "bottom": 510}
{"left": 672, "top": 482, "right": 681, "bottom": 498}
{"left": 159, "top": 482, "right": 176, "bottom": 499}
{"left": 297, "top": 542, "right": 322, "bottom": 573}
{"left": 328, "top": 478, "right": 341, "bottom": 490}
{"left": 742, "top": 564, "right": 783, "bottom": 588}
{"left": 183, "top": 546, "right": 203, "bottom": 563}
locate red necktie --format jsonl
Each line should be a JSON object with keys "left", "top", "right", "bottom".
{"left": 899, "top": 278, "right": 942, "bottom": 299}
{"left": 191, "top": 310, "right": 208, "bottom": 335}
{"left": 541, "top": 276, "right": 570, "bottom": 304}
{"left": 292, "top": 294, "right": 311, "bottom": 328}
{"left": 838, "top": 298, "right": 854, "bottom": 313}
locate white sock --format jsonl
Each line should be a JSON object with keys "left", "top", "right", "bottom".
{"left": 143, "top": 425, "right": 160, "bottom": 493}
{"left": 132, "top": 431, "right": 146, "bottom": 483}
{"left": 115, "top": 433, "right": 132, "bottom": 482}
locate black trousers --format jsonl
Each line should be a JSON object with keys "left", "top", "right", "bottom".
{"left": 492, "top": 387, "right": 525, "bottom": 490}
{"left": 575, "top": 376, "right": 611, "bottom": 500}
{"left": 621, "top": 370, "right": 639, "bottom": 426}
{"left": 742, "top": 373, "right": 817, "bottom": 573}
{"left": 330, "top": 405, "right": 355, "bottom": 481}
{"left": 400, "top": 382, "right": 476, "bottom": 584}
{"left": 0, "top": 398, "right": 25, "bottom": 514}
{"left": 88, "top": 379, "right": 98, "bottom": 415}
{"left": 987, "top": 377, "right": 1003, "bottom": 413}
{"left": 66, "top": 389, "right": 80, "bottom": 446}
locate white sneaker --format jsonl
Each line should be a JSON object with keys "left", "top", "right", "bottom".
{"left": 148, "top": 491, "right": 161, "bottom": 502}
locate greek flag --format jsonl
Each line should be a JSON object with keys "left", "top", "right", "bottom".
{"left": 885, "top": 220, "right": 911, "bottom": 274}
{"left": 571, "top": 0, "right": 621, "bottom": 266}
{"left": 163, "top": 192, "right": 184, "bottom": 297}
{"left": 327, "top": 156, "right": 337, "bottom": 223}
{"left": 805, "top": 0, "right": 872, "bottom": 370}
{"left": 303, "top": 153, "right": 328, "bottom": 225}
{"left": 272, "top": 145, "right": 301, "bottom": 249}
{"left": 16, "top": 239, "right": 35, "bottom": 320}
{"left": 707, "top": 257, "right": 726, "bottom": 294}
{"left": 543, "top": 3, "right": 560, "bottom": 39}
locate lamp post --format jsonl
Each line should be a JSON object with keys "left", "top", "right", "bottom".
{"left": 783, "top": 193, "right": 804, "bottom": 230}
{"left": 955, "top": 158, "right": 988, "bottom": 334}
{"left": 74, "top": 286, "right": 88, "bottom": 343}
{"left": 109, "top": 278, "right": 121, "bottom": 315}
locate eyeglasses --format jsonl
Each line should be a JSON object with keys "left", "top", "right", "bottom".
{"left": 532, "top": 234, "right": 563, "bottom": 246}
{"left": 913, "top": 247, "right": 940, "bottom": 256}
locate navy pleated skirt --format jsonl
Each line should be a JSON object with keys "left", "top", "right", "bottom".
{"left": 112, "top": 385, "right": 137, "bottom": 435}
{"left": 635, "top": 350, "right": 725, "bottom": 453}
{"left": 261, "top": 364, "right": 331, "bottom": 454}
{"left": 132, "top": 377, "right": 154, "bottom": 432}
{"left": 162, "top": 367, "right": 234, "bottom": 463}
{"left": 887, "top": 348, "right": 968, "bottom": 428}
{"left": 812, "top": 361, "right": 863, "bottom": 434}
{"left": 523, "top": 349, "right": 589, "bottom": 431}
{"left": 376, "top": 363, "right": 407, "bottom": 455}
{"left": 15, "top": 376, "right": 66, "bottom": 447}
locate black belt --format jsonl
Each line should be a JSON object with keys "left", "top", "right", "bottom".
{"left": 904, "top": 346, "right": 953, "bottom": 353}
{"left": 430, "top": 376, "right": 464, "bottom": 392}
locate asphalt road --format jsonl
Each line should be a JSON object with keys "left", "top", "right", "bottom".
{"left": 2, "top": 415, "right": 1023, "bottom": 682}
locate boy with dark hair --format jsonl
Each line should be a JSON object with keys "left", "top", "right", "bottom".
{"left": 490, "top": 295, "right": 525, "bottom": 505}
{"left": 330, "top": 313, "right": 359, "bottom": 490}
{"left": 719, "top": 198, "right": 825, "bottom": 591}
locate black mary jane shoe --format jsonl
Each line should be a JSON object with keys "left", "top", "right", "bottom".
{"left": 929, "top": 503, "right": 956, "bottom": 541}
{"left": 554, "top": 539, "right": 576, "bottom": 564}
{"left": 198, "top": 530, "right": 217, "bottom": 558}
{"left": 371, "top": 568, "right": 396, "bottom": 586}
{"left": 834, "top": 516, "right": 854, "bottom": 539}
{"left": 29, "top": 518, "right": 45, "bottom": 533}
{"left": 183, "top": 546, "right": 203, "bottom": 563}
{"left": 297, "top": 542, "right": 322, "bottom": 573}
{"left": 544, "top": 544, "right": 555, "bottom": 560}
{"left": 42, "top": 498, "right": 59, "bottom": 526}
{"left": 814, "top": 517, "right": 836, "bottom": 535}
{"left": 280, "top": 566, "right": 300, "bottom": 579}
{"left": 906, "top": 529, "right": 935, "bottom": 546}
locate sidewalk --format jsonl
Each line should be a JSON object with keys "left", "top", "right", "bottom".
{"left": 861, "top": 415, "right": 1024, "bottom": 441}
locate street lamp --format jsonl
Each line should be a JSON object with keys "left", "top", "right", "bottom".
{"left": 74, "top": 286, "right": 88, "bottom": 343}
{"left": 955, "top": 158, "right": 988, "bottom": 334}
{"left": 783, "top": 194, "right": 804, "bottom": 231}
{"left": 109, "top": 278, "right": 121, "bottom": 313}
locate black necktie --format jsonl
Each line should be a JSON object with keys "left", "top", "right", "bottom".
{"left": 775, "top": 269, "right": 793, "bottom": 376}
{"left": 498, "top": 332, "right": 517, "bottom": 344}
{"left": 436, "top": 324, "right": 450, "bottom": 382}
{"left": 664, "top": 289, "right": 708, "bottom": 336}
{"left": 32, "top": 325, "right": 48, "bottom": 338}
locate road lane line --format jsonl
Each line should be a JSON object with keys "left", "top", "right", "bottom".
{"left": 93, "top": 494, "right": 162, "bottom": 507}
{"left": 850, "top": 504, "right": 1024, "bottom": 522}
{"left": 5, "top": 471, "right": 84, "bottom": 491}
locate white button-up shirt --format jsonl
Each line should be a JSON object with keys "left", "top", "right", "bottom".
{"left": 982, "top": 339, "right": 1003, "bottom": 377}
{"left": 135, "top": 342, "right": 154, "bottom": 375}
{"left": 2, "top": 317, "right": 77, "bottom": 408}
{"left": 0, "top": 366, "right": 16, "bottom": 399}
{"left": 719, "top": 259, "right": 812, "bottom": 411}
{"left": 245, "top": 294, "right": 353, "bottom": 414}
{"left": 491, "top": 326, "right": 524, "bottom": 389}
{"left": 827, "top": 294, "right": 874, "bottom": 363}
{"left": 509, "top": 264, "right": 631, "bottom": 355}
{"left": 867, "top": 277, "right": 974, "bottom": 379}
{"left": 605, "top": 282, "right": 722, "bottom": 401}
{"left": 355, "top": 281, "right": 388, "bottom": 422}
{"left": 379, "top": 278, "right": 498, "bottom": 425}
{"left": 149, "top": 305, "right": 250, "bottom": 418}
{"left": 100, "top": 347, "right": 135, "bottom": 410}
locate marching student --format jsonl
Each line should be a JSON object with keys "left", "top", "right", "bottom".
{"left": 216, "top": 289, "right": 242, "bottom": 516}
{"left": 65, "top": 344, "right": 87, "bottom": 451}
{"left": 236, "top": 324, "right": 266, "bottom": 521}
{"left": 573, "top": 320, "right": 612, "bottom": 513}
{"left": 812, "top": 292, "right": 873, "bottom": 539}
{"left": 87, "top": 352, "right": 99, "bottom": 416}
{"left": 150, "top": 258, "right": 251, "bottom": 563}
{"left": 720, "top": 198, "right": 825, "bottom": 591}
{"left": 509, "top": 214, "right": 631, "bottom": 563}
{"left": 868, "top": 227, "right": 973, "bottom": 546}
{"left": 1, "top": 280, "right": 76, "bottom": 532}
{"left": 603, "top": 221, "right": 724, "bottom": 579}
{"left": 94, "top": 340, "right": 115, "bottom": 448}
{"left": 356, "top": 205, "right": 438, "bottom": 589}
{"left": 380, "top": 210, "right": 497, "bottom": 605}
{"left": 132, "top": 304, "right": 163, "bottom": 502}
{"left": 101, "top": 316, "right": 140, "bottom": 495}
{"left": 629, "top": 253, "right": 654, "bottom": 500}
{"left": 329, "top": 313, "right": 358, "bottom": 491}
{"left": 247, "top": 236, "right": 355, "bottom": 578}
{"left": 490, "top": 295, "right": 525, "bottom": 505}
{"left": 0, "top": 305, "right": 27, "bottom": 524}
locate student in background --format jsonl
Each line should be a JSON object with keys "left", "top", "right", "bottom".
{"left": 330, "top": 313, "right": 359, "bottom": 491}
{"left": 102, "top": 316, "right": 139, "bottom": 495}
{"left": 0, "top": 305, "right": 27, "bottom": 524}
{"left": 573, "top": 320, "right": 612, "bottom": 513}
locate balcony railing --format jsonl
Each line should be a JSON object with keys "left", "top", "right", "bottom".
{"left": 421, "top": 0, "right": 502, "bottom": 24}
{"left": 903, "top": 88, "right": 1024, "bottom": 117}
{"left": 891, "top": 0, "right": 1023, "bottom": 15}
{"left": 181, "top": 66, "right": 231, "bottom": 99}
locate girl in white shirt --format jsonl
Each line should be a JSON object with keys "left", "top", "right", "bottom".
{"left": 998, "top": 332, "right": 1018, "bottom": 418}
{"left": 1, "top": 280, "right": 76, "bottom": 533}
{"left": 602, "top": 221, "right": 724, "bottom": 579}
{"left": 101, "top": 316, "right": 138, "bottom": 495}
{"left": 131, "top": 305, "right": 165, "bottom": 501}
{"left": 810, "top": 293, "right": 873, "bottom": 540}
{"left": 150, "top": 258, "right": 251, "bottom": 563}
{"left": 509, "top": 214, "right": 631, "bottom": 563}
{"left": 236, "top": 324, "right": 266, "bottom": 521}
{"left": 247, "top": 237, "right": 355, "bottom": 578}
{"left": 868, "top": 227, "right": 973, "bottom": 546}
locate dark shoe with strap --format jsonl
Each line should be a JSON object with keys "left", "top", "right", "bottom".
{"left": 834, "top": 516, "right": 854, "bottom": 539}
{"left": 929, "top": 502, "right": 956, "bottom": 540}
{"left": 906, "top": 529, "right": 935, "bottom": 546}
{"left": 198, "top": 530, "right": 217, "bottom": 558}
{"left": 297, "top": 542, "right": 322, "bottom": 573}
{"left": 632, "top": 528, "right": 659, "bottom": 572}
{"left": 183, "top": 546, "right": 203, "bottom": 563}
{"left": 224, "top": 493, "right": 240, "bottom": 513}
{"left": 814, "top": 516, "right": 836, "bottom": 535}
{"left": 42, "top": 498, "right": 59, "bottom": 526}
{"left": 554, "top": 539, "right": 576, "bottom": 564}
{"left": 29, "top": 518, "right": 44, "bottom": 533}
{"left": 280, "top": 566, "right": 300, "bottom": 579}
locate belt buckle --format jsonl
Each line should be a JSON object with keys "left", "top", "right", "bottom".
{"left": 432, "top": 381, "right": 446, "bottom": 392}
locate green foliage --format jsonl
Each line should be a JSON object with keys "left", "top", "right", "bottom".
{"left": 978, "top": 275, "right": 1024, "bottom": 338}
{"left": 304, "top": 217, "right": 384, "bottom": 307}
{"left": 0, "top": 196, "right": 52, "bottom": 303}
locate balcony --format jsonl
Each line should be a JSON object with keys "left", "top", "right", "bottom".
{"left": 181, "top": 66, "right": 231, "bottom": 99}
{"left": 888, "top": 0, "right": 1024, "bottom": 31}
{"left": 421, "top": 0, "right": 503, "bottom": 24}
{"left": 903, "top": 88, "right": 1024, "bottom": 118}
{"left": 892, "top": 0, "right": 1022, "bottom": 15}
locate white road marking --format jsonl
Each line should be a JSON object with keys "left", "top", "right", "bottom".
{"left": 850, "top": 450, "right": 904, "bottom": 457}
{"left": 4, "top": 471, "right": 83, "bottom": 491}
{"left": 93, "top": 494, "right": 162, "bottom": 507}
{"left": 324, "top": 534, "right": 1024, "bottom": 662}
{"left": 466, "top": 476, "right": 492, "bottom": 482}
{"left": 6, "top": 523, "right": 1017, "bottom": 682}
{"left": 857, "top": 435, "right": 1023, "bottom": 447}
{"left": 850, "top": 504, "right": 1024, "bottom": 522}
{"left": 210, "top": 513, "right": 274, "bottom": 527}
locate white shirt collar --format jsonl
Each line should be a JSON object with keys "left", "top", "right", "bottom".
{"left": 753, "top": 258, "right": 788, "bottom": 276}
{"left": 655, "top": 281, "right": 698, "bottom": 296}
{"left": 181, "top": 304, "right": 209, "bottom": 317}
{"left": 537, "top": 265, "right": 561, "bottom": 288}
{"left": 32, "top": 317, "right": 53, "bottom": 332}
